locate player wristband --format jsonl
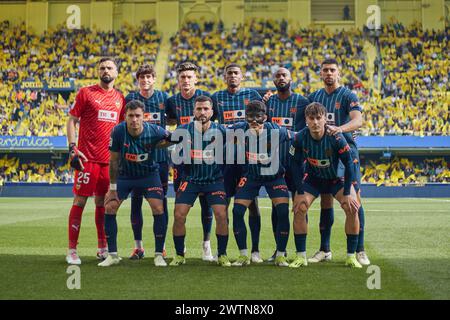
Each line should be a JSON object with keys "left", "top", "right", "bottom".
{"left": 109, "top": 183, "right": 117, "bottom": 191}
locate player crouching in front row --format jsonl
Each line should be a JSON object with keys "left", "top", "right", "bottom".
{"left": 229, "top": 100, "right": 292, "bottom": 267}
{"left": 290, "top": 102, "right": 362, "bottom": 269}
{"left": 99, "top": 100, "right": 173, "bottom": 267}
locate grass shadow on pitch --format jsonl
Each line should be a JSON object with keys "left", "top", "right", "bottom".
{"left": 0, "top": 254, "right": 439, "bottom": 300}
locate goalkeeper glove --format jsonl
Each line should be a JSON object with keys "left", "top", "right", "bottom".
{"left": 69, "top": 143, "right": 87, "bottom": 171}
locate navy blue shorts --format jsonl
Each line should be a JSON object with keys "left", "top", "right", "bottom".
{"left": 131, "top": 162, "right": 168, "bottom": 198}
{"left": 223, "top": 164, "right": 243, "bottom": 197}
{"left": 283, "top": 167, "right": 296, "bottom": 193}
{"left": 118, "top": 174, "right": 164, "bottom": 201}
{"left": 175, "top": 180, "right": 227, "bottom": 206}
{"left": 234, "top": 176, "right": 289, "bottom": 200}
{"left": 158, "top": 161, "right": 169, "bottom": 195}
{"left": 303, "top": 174, "right": 344, "bottom": 198}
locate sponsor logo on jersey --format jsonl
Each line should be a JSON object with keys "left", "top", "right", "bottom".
{"left": 246, "top": 152, "right": 270, "bottom": 163}
{"left": 272, "top": 117, "right": 293, "bottom": 128}
{"left": 190, "top": 149, "right": 214, "bottom": 160}
{"left": 125, "top": 153, "right": 148, "bottom": 162}
{"left": 144, "top": 112, "right": 161, "bottom": 123}
{"left": 223, "top": 110, "right": 245, "bottom": 121}
{"left": 98, "top": 110, "right": 118, "bottom": 123}
{"left": 307, "top": 157, "right": 330, "bottom": 168}
{"left": 289, "top": 145, "right": 295, "bottom": 156}
{"left": 180, "top": 116, "right": 194, "bottom": 124}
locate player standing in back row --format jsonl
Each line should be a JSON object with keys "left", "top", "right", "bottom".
{"left": 66, "top": 57, "right": 125, "bottom": 265}
{"left": 211, "top": 63, "right": 264, "bottom": 263}
{"left": 166, "top": 62, "right": 215, "bottom": 261}
{"left": 308, "top": 58, "right": 370, "bottom": 265}
{"left": 266, "top": 67, "right": 310, "bottom": 262}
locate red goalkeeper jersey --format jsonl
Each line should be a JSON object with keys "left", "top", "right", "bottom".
{"left": 69, "top": 84, "right": 125, "bottom": 164}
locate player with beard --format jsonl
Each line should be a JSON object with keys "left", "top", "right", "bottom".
{"left": 266, "top": 67, "right": 309, "bottom": 262}
{"left": 66, "top": 57, "right": 125, "bottom": 265}
{"left": 307, "top": 58, "right": 369, "bottom": 266}
{"left": 211, "top": 64, "right": 264, "bottom": 263}
{"left": 169, "top": 95, "right": 231, "bottom": 267}
{"left": 166, "top": 62, "right": 214, "bottom": 261}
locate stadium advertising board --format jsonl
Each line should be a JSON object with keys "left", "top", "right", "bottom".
{"left": 0, "top": 136, "right": 67, "bottom": 150}
{"left": 18, "top": 79, "right": 75, "bottom": 92}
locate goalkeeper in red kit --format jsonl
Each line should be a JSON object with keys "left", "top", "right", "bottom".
{"left": 66, "top": 57, "right": 125, "bottom": 265}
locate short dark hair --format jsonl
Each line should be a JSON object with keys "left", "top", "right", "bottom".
{"left": 321, "top": 58, "right": 339, "bottom": 68}
{"left": 305, "top": 102, "right": 327, "bottom": 118}
{"left": 176, "top": 61, "right": 198, "bottom": 74}
{"left": 125, "top": 100, "right": 145, "bottom": 112}
{"left": 224, "top": 63, "right": 241, "bottom": 73}
{"left": 246, "top": 100, "right": 267, "bottom": 115}
{"left": 136, "top": 64, "right": 156, "bottom": 79}
{"left": 194, "top": 95, "right": 213, "bottom": 107}
{"left": 98, "top": 57, "right": 117, "bottom": 67}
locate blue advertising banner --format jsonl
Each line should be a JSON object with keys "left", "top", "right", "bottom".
{"left": 0, "top": 136, "right": 67, "bottom": 150}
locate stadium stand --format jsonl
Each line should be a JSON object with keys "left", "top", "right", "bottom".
{"left": 360, "top": 156, "right": 450, "bottom": 186}
{"left": 1, "top": 19, "right": 447, "bottom": 137}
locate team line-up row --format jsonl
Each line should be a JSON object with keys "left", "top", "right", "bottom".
{"left": 65, "top": 58, "right": 370, "bottom": 269}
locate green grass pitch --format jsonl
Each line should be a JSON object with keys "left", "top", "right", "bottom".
{"left": 0, "top": 197, "right": 449, "bottom": 300}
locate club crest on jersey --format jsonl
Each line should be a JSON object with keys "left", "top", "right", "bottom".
{"left": 244, "top": 99, "right": 250, "bottom": 105}
{"left": 326, "top": 149, "right": 333, "bottom": 157}
{"left": 290, "top": 107, "right": 297, "bottom": 114}
{"left": 335, "top": 102, "right": 341, "bottom": 109}
{"left": 159, "top": 103, "right": 165, "bottom": 110}
{"left": 115, "top": 100, "right": 121, "bottom": 108}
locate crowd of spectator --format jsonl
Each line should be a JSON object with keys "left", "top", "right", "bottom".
{"left": 0, "top": 20, "right": 161, "bottom": 136}
{"left": 362, "top": 23, "right": 449, "bottom": 136}
{"left": 0, "top": 20, "right": 448, "bottom": 137}
{"left": 163, "top": 19, "right": 369, "bottom": 96}
{"left": 0, "top": 155, "right": 73, "bottom": 184}
{"left": 361, "top": 157, "right": 449, "bottom": 186}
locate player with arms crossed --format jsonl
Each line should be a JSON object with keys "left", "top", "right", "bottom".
{"left": 166, "top": 62, "right": 214, "bottom": 261}
{"left": 289, "top": 102, "right": 361, "bottom": 268}
{"left": 66, "top": 57, "right": 125, "bottom": 265}
{"left": 125, "top": 64, "right": 170, "bottom": 260}
{"left": 230, "top": 100, "right": 291, "bottom": 267}
{"left": 307, "top": 58, "right": 370, "bottom": 265}
{"left": 99, "top": 100, "right": 172, "bottom": 267}
{"left": 212, "top": 64, "right": 264, "bottom": 263}
{"left": 169, "top": 96, "right": 231, "bottom": 267}
{"left": 266, "top": 67, "right": 309, "bottom": 261}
